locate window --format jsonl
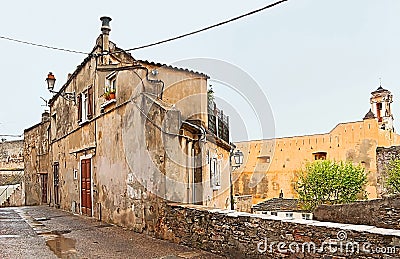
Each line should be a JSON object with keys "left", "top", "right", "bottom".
{"left": 376, "top": 103, "right": 383, "bottom": 122}
{"left": 210, "top": 157, "right": 221, "bottom": 190}
{"left": 285, "top": 212, "right": 293, "bottom": 219}
{"left": 302, "top": 213, "right": 312, "bottom": 220}
{"left": 105, "top": 72, "right": 117, "bottom": 100}
{"left": 313, "top": 152, "right": 327, "bottom": 160}
{"left": 77, "top": 86, "right": 93, "bottom": 123}
{"left": 258, "top": 156, "right": 270, "bottom": 163}
{"left": 271, "top": 211, "right": 278, "bottom": 216}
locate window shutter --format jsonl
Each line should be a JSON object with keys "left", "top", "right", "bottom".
{"left": 210, "top": 158, "right": 215, "bottom": 188}
{"left": 216, "top": 160, "right": 221, "bottom": 187}
{"left": 87, "top": 86, "right": 93, "bottom": 119}
{"left": 77, "top": 94, "right": 82, "bottom": 122}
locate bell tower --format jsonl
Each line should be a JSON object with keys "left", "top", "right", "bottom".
{"left": 370, "top": 85, "right": 394, "bottom": 131}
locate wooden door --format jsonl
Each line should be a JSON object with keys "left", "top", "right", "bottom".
{"left": 81, "top": 159, "right": 92, "bottom": 216}
{"left": 41, "top": 174, "right": 48, "bottom": 204}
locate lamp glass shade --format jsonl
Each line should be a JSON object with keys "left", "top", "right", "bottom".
{"left": 46, "top": 72, "right": 56, "bottom": 91}
{"left": 233, "top": 150, "right": 244, "bottom": 165}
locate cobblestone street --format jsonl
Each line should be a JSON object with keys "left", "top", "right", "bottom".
{"left": 0, "top": 206, "right": 223, "bottom": 259}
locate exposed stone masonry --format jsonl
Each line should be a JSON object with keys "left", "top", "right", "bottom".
{"left": 376, "top": 146, "right": 400, "bottom": 195}
{"left": 314, "top": 195, "right": 400, "bottom": 230}
{"left": 155, "top": 204, "right": 400, "bottom": 258}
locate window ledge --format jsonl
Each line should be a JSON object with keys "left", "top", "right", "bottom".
{"left": 78, "top": 120, "right": 89, "bottom": 127}
{"left": 212, "top": 185, "right": 221, "bottom": 191}
{"left": 101, "top": 99, "right": 116, "bottom": 110}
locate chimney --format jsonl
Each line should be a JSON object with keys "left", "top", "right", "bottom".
{"left": 42, "top": 111, "right": 50, "bottom": 123}
{"left": 100, "top": 16, "right": 112, "bottom": 64}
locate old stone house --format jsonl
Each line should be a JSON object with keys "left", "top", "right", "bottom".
{"left": 235, "top": 86, "right": 400, "bottom": 204}
{"left": 24, "top": 111, "right": 50, "bottom": 205}
{"left": 24, "top": 17, "right": 233, "bottom": 230}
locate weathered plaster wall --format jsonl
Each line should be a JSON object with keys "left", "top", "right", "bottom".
{"left": 0, "top": 140, "right": 24, "bottom": 171}
{"left": 235, "top": 118, "right": 400, "bottom": 204}
{"left": 24, "top": 115, "right": 50, "bottom": 206}
{"left": 314, "top": 195, "right": 400, "bottom": 230}
{"left": 155, "top": 204, "right": 400, "bottom": 259}
{"left": 202, "top": 142, "right": 231, "bottom": 209}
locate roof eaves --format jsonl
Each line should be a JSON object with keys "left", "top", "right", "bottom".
{"left": 48, "top": 44, "right": 100, "bottom": 105}
{"left": 137, "top": 60, "right": 210, "bottom": 79}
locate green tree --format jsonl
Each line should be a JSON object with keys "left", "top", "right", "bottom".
{"left": 295, "top": 160, "right": 368, "bottom": 211}
{"left": 385, "top": 159, "right": 400, "bottom": 194}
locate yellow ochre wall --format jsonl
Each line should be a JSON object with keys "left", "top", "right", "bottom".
{"left": 234, "top": 118, "right": 400, "bottom": 205}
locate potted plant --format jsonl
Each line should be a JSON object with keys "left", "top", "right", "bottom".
{"left": 109, "top": 88, "right": 116, "bottom": 99}
{"left": 104, "top": 85, "right": 116, "bottom": 101}
{"left": 104, "top": 91, "right": 111, "bottom": 101}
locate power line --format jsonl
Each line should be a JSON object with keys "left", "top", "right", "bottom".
{"left": 120, "top": 0, "right": 288, "bottom": 53}
{"left": 0, "top": 35, "right": 89, "bottom": 55}
{"left": 0, "top": 134, "right": 23, "bottom": 138}
{"left": 0, "top": 0, "right": 287, "bottom": 55}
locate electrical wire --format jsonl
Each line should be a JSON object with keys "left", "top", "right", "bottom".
{"left": 0, "top": 35, "right": 89, "bottom": 55}
{"left": 0, "top": 134, "right": 22, "bottom": 138}
{"left": 0, "top": 1, "right": 287, "bottom": 55}
{"left": 117, "top": 0, "right": 288, "bottom": 53}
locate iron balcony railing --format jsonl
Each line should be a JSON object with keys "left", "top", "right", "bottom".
{"left": 208, "top": 100, "right": 229, "bottom": 143}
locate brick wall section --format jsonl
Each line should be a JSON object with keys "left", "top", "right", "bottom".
{"left": 314, "top": 195, "right": 400, "bottom": 230}
{"left": 156, "top": 204, "right": 400, "bottom": 258}
{"left": 376, "top": 146, "right": 400, "bottom": 195}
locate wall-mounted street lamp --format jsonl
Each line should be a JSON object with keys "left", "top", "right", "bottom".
{"left": 46, "top": 72, "right": 76, "bottom": 102}
{"left": 230, "top": 149, "right": 244, "bottom": 210}
{"left": 231, "top": 150, "right": 244, "bottom": 170}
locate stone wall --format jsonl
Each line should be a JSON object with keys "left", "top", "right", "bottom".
{"left": 0, "top": 140, "right": 24, "bottom": 170}
{"left": 155, "top": 204, "right": 400, "bottom": 258}
{"left": 314, "top": 195, "right": 400, "bottom": 230}
{"left": 233, "top": 195, "right": 252, "bottom": 212}
{"left": 376, "top": 146, "right": 400, "bottom": 195}
{"left": 23, "top": 113, "right": 50, "bottom": 206}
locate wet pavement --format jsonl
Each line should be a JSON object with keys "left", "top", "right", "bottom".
{"left": 0, "top": 206, "right": 223, "bottom": 259}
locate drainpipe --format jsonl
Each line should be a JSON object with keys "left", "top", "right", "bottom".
{"left": 192, "top": 147, "right": 195, "bottom": 204}
{"left": 187, "top": 141, "right": 193, "bottom": 204}
{"left": 181, "top": 137, "right": 189, "bottom": 203}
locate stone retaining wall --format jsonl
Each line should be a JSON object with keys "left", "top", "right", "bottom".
{"left": 376, "top": 146, "right": 400, "bottom": 195}
{"left": 156, "top": 204, "right": 400, "bottom": 258}
{"left": 314, "top": 195, "right": 400, "bottom": 230}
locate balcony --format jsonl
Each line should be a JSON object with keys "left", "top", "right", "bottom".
{"left": 208, "top": 100, "right": 229, "bottom": 143}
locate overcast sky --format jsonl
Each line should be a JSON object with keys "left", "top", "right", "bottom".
{"left": 1, "top": 1, "right": 399, "bottom": 142}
